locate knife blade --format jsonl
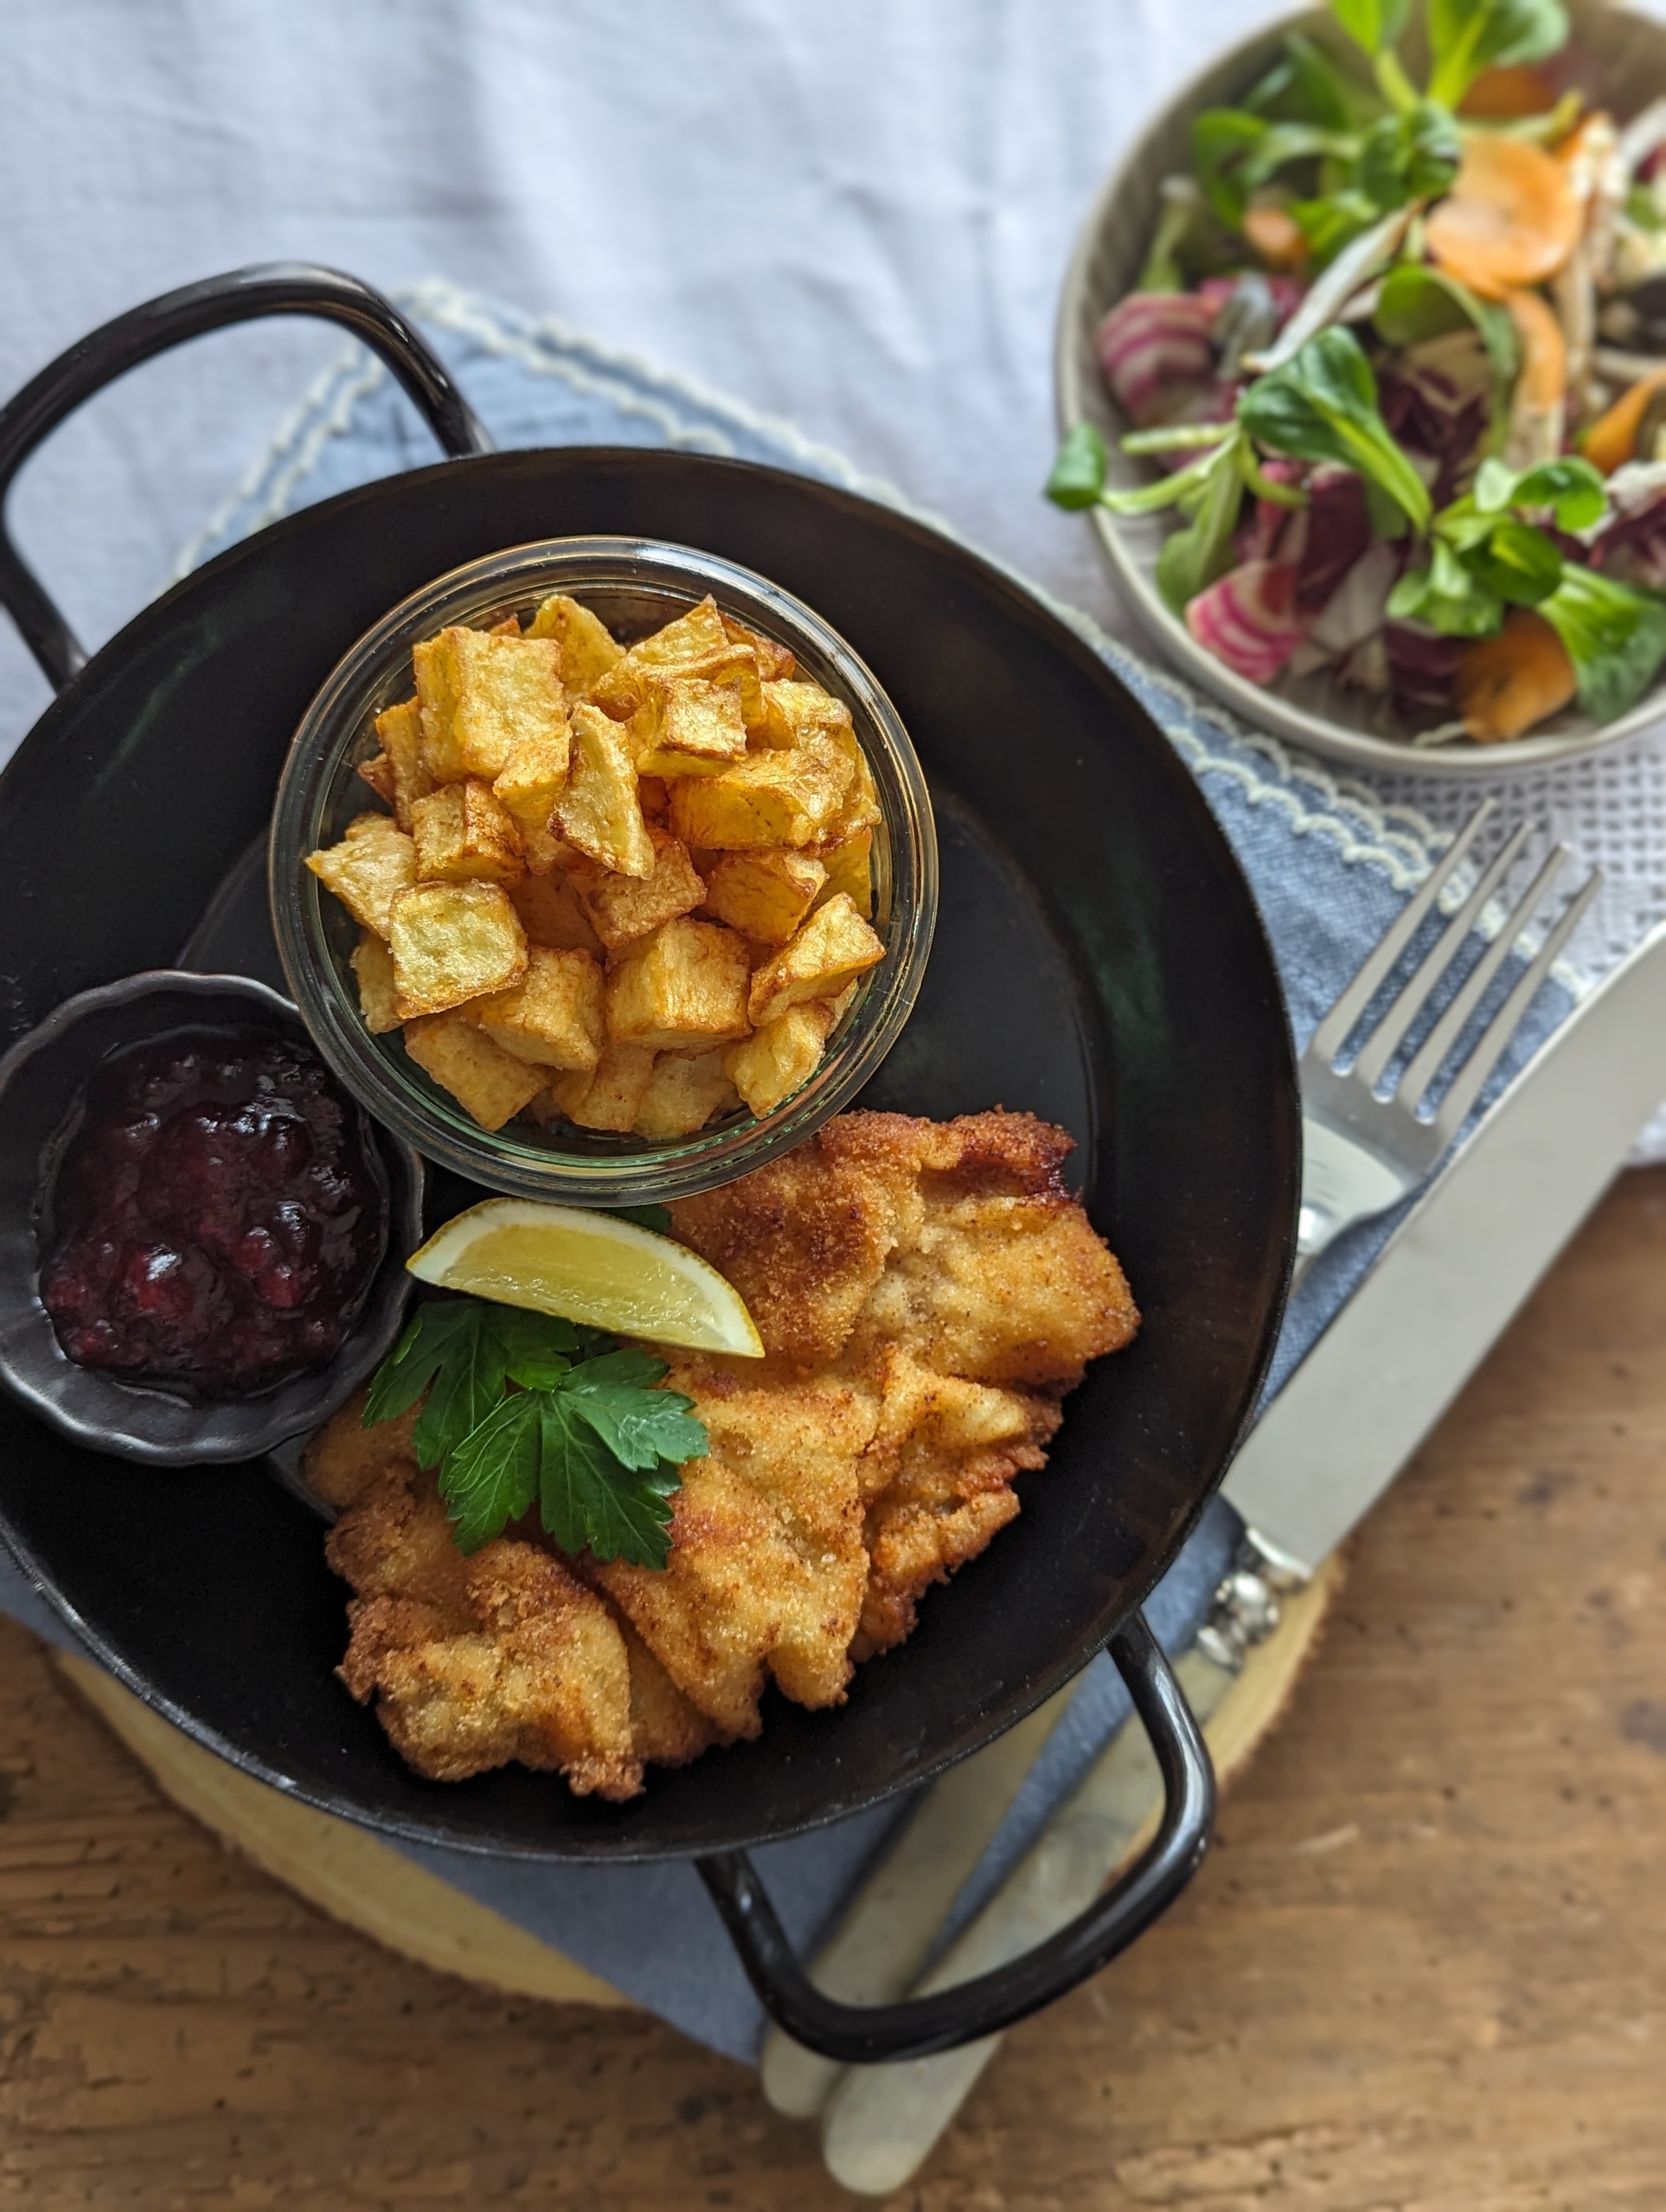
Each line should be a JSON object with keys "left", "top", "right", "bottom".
{"left": 1222, "top": 917, "right": 1666, "bottom": 1571}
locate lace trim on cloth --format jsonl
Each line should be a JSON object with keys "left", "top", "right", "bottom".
{"left": 176, "top": 278, "right": 1666, "bottom": 1159}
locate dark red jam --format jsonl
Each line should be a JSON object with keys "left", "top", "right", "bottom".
{"left": 39, "top": 1028, "right": 387, "bottom": 1400}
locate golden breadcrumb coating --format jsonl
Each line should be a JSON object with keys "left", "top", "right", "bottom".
{"left": 310, "top": 1109, "right": 1137, "bottom": 1797}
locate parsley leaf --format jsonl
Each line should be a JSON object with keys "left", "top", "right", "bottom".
{"left": 443, "top": 1392, "right": 542, "bottom": 1552}
{"left": 361, "top": 1294, "right": 708, "bottom": 1569}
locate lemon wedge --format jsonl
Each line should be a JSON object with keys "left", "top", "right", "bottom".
{"left": 405, "top": 1200, "right": 765, "bottom": 1358}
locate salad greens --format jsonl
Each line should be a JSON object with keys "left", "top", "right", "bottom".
{"left": 1048, "top": 0, "right": 1666, "bottom": 743}
{"left": 362, "top": 1297, "right": 706, "bottom": 1566}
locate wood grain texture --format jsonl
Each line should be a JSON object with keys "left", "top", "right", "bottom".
{"left": 1, "top": 1167, "right": 1663, "bottom": 2209}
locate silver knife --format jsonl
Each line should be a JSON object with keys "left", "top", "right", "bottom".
{"left": 773, "top": 919, "right": 1666, "bottom": 2192}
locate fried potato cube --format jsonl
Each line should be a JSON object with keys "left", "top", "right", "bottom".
{"left": 588, "top": 601, "right": 752, "bottom": 721}
{"left": 633, "top": 1050, "right": 740, "bottom": 1139}
{"left": 606, "top": 917, "right": 753, "bottom": 1051}
{"left": 350, "top": 929, "right": 402, "bottom": 1033}
{"left": 472, "top": 946, "right": 605, "bottom": 1072}
{"left": 635, "top": 673, "right": 749, "bottom": 775}
{"left": 548, "top": 1043, "right": 658, "bottom": 1133}
{"left": 812, "top": 827, "right": 874, "bottom": 918}
{"left": 819, "top": 731, "right": 882, "bottom": 841}
{"left": 306, "top": 812, "right": 418, "bottom": 937}
{"left": 402, "top": 1011, "right": 546, "bottom": 1130}
{"left": 527, "top": 593, "right": 624, "bottom": 695}
{"left": 413, "top": 627, "right": 565, "bottom": 783}
{"left": 492, "top": 724, "right": 571, "bottom": 873}
{"left": 508, "top": 869, "right": 603, "bottom": 955}
{"left": 488, "top": 614, "right": 523, "bottom": 637}
{"left": 357, "top": 752, "right": 396, "bottom": 808}
{"left": 722, "top": 1000, "right": 839, "bottom": 1116}
{"left": 702, "top": 848, "right": 826, "bottom": 944}
{"left": 721, "top": 613, "right": 795, "bottom": 681}
{"left": 667, "top": 743, "right": 850, "bottom": 850}
{"left": 411, "top": 778, "right": 525, "bottom": 884}
{"left": 373, "top": 697, "right": 435, "bottom": 829}
{"left": 388, "top": 881, "right": 528, "bottom": 1018}
{"left": 629, "top": 595, "right": 729, "bottom": 671}
{"left": 573, "top": 827, "right": 705, "bottom": 951}
{"left": 554, "top": 703, "right": 655, "bottom": 878}
{"left": 747, "top": 892, "right": 884, "bottom": 1027}
{"left": 638, "top": 774, "right": 670, "bottom": 822}
{"left": 759, "top": 678, "right": 854, "bottom": 750}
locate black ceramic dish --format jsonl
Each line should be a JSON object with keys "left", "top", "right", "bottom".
{"left": 0, "top": 970, "right": 422, "bottom": 1464}
{"left": 0, "top": 267, "right": 1298, "bottom": 2063}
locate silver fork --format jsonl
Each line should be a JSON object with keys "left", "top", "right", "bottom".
{"left": 1296, "top": 800, "right": 1600, "bottom": 1287}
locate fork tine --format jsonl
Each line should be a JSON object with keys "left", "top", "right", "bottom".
{"left": 1426, "top": 868, "right": 1601, "bottom": 1145}
{"left": 1396, "top": 843, "right": 1569, "bottom": 1113}
{"left": 1307, "top": 800, "right": 1495, "bottom": 1064}
{"left": 1351, "top": 819, "right": 1536, "bottom": 1089}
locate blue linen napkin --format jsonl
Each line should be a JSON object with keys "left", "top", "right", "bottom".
{"left": 0, "top": 283, "right": 1578, "bottom": 2061}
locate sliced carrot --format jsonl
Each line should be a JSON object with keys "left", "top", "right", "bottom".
{"left": 1460, "top": 64, "right": 1559, "bottom": 119}
{"left": 1503, "top": 287, "right": 1566, "bottom": 410}
{"left": 1425, "top": 133, "right": 1581, "bottom": 300}
{"left": 1456, "top": 609, "right": 1577, "bottom": 741}
{"left": 1242, "top": 203, "right": 1310, "bottom": 271}
{"left": 1581, "top": 365, "right": 1666, "bottom": 473}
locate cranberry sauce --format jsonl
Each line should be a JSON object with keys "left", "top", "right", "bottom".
{"left": 39, "top": 1028, "right": 387, "bottom": 1399}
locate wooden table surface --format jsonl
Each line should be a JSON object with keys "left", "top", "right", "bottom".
{"left": 2, "top": 1169, "right": 1663, "bottom": 2210}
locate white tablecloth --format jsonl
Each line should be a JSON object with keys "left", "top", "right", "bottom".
{"left": 0, "top": 0, "right": 1270, "bottom": 762}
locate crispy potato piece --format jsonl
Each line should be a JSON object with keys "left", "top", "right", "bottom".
{"left": 638, "top": 775, "right": 670, "bottom": 822}
{"left": 632, "top": 1050, "right": 740, "bottom": 1139}
{"left": 472, "top": 946, "right": 605, "bottom": 1072}
{"left": 721, "top": 613, "right": 795, "bottom": 681}
{"left": 371, "top": 698, "right": 436, "bottom": 831}
{"left": 759, "top": 677, "right": 854, "bottom": 750}
{"left": 747, "top": 892, "right": 883, "bottom": 1027}
{"left": 527, "top": 593, "right": 625, "bottom": 696}
{"left": 306, "top": 812, "right": 417, "bottom": 938}
{"left": 388, "top": 880, "right": 528, "bottom": 1018}
{"left": 818, "top": 730, "right": 882, "bottom": 842}
{"left": 402, "top": 1011, "right": 546, "bottom": 1129}
{"left": 813, "top": 827, "right": 874, "bottom": 918}
{"left": 722, "top": 999, "right": 839, "bottom": 1116}
{"left": 702, "top": 848, "right": 826, "bottom": 944}
{"left": 635, "top": 673, "right": 749, "bottom": 775}
{"left": 507, "top": 870, "right": 604, "bottom": 955}
{"left": 410, "top": 778, "right": 525, "bottom": 884}
{"left": 350, "top": 929, "right": 402, "bottom": 1034}
{"left": 492, "top": 723, "right": 571, "bottom": 873}
{"left": 488, "top": 614, "right": 523, "bottom": 637}
{"left": 548, "top": 1042, "right": 658, "bottom": 1132}
{"left": 413, "top": 628, "right": 565, "bottom": 783}
{"left": 555, "top": 703, "right": 655, "bottom": 879}
{"left": 606, "top": 917, "right": 753, "bottom": 1051}
{"left": 357, "top": 752, "right": 397, "bottom": 808}
{"left": 589, "top": 601, "right": 753, "bottom": 722}
{"left": 667, "top": 744, "right": 850, "bottom": 851}
{"left": 573, "top": 827, "right": 705, "bottom": 952}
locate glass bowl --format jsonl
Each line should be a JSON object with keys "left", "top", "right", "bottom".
{"left": 268, "top": 537, "right": 938, "bottom": 1204}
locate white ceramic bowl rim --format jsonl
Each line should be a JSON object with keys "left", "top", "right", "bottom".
{"left": 1055, "top": 0, "right": 1666, "bottom": 777}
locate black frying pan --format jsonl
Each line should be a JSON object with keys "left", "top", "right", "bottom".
{"left": 0, "top": 268, "right": 1298, "bottom": 2063}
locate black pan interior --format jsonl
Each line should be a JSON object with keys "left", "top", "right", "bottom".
{"left": 0, "top": 451, "right": 1297, "bottom": 1860}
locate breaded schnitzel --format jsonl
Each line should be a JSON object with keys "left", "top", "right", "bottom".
{"left": 307, "top": 1109, "right": 1138, "bottom": 1798}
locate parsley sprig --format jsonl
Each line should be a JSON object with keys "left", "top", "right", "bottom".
{"left": 362, "top": 1298, "right": 707, "bottom": 1567}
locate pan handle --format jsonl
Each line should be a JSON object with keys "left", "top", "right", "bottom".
{"left": 696, "top": 1608, "right": 1214, "bottom": 2066}
{"left": 0, "top": 262, "right": 492, "bottom": 693}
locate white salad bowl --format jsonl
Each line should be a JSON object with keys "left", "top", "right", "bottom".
{"left": 1055, "top": 0, "right": 1666, "bottom": 777}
